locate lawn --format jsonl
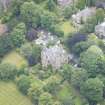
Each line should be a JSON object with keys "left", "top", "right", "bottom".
{"left": 57, "top": 82, "right": 86, "bottom": 105}
{"left": 2, "top": 51, "right": 28, "bottom": 68}
{"left": 60, "top": 21, "right": 76, "bottom": 36}
{"left": 0, "top": 81, "right": 33, "bottom": 105}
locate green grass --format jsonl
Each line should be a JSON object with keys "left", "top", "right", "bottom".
{"left": 57, "top": 82, "right": 86, "bottom": 105}
{"left": 60, "top": 21, "right": 76, "bottom": 36}
{"left": 0, "top": 81, "right": 33, "bottom": 105}
{"left": 2, "top": 51, "right": 28, "bottom": 68}
{"left": 100, "top": 100, "right": 105, "bottom": 105}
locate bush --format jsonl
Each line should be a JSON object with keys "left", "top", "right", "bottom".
{"left": 17, "top": 75, "right": 31, "bottom": 95}
{"left": 40, "top": 10, "right": 58, "bottom": 31}
{"left": 20, "top": 1, "right": 42, "bottom": 28}
{"left": 0, "top": 34, "right": 13, "bottom": 57}
{"left": 10, "top": 22, "right": 26, "bottom": 47}
{"left": 80, "top": 45, "right": 105, "bottom": 77}
{"left": 66, "top": 33, "right": 87, "bottom": 49}
{"left": 26, "top": 28, "right": 38, "bottom": 41}
{"left": 28, "top": 79, "right": 43, "bottom": 104}
{"left": 76, "top": 0, "right": 86, "bottom": 10}
{"left": 71, "top": 68, "right": 88, "bottom": 89}
{"left": 39, "top": 92, "right": 53, "bottom": 105}
{"left": 46, "top": 0, "right": 56, "bottom": 11}
{"left": 0, "top": 63, "right": 17, "bottom": 80}
{"left": 20, "top": 43, "right": 41, "bottom": 66}
{"left": 72, "top": 41, "right": 91, "bottom": 56}
{"left": 63, "top": 5, "right": 77, "bottom": 19}
{"left": 80, "top": 78, "right": 104, "bottom": 104}
{"left": 52, "top": 25, "right": 64, "bottom": 37}
{"left": 43, "top": 76, "right": 60, "bottom": 95}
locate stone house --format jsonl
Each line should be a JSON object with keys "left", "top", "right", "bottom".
{"left": 72, "top": 7, "right": 96, "bottom": 26}
{"left": 41, "top": 44, "right": 69, "bottom": 69}
{"left": 95, "top": 22, "right": 105, "bottom": 39}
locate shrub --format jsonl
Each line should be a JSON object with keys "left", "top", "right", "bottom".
{"left": 10, "top": 22, "right": 26, "bottom": 47}
{"left": 80, "top": 78, "right": 104, "bottom": 104}
{"left": 17, "top": 75, "right": 31, "bottom": 95}
{"left": 20, "top": 43, "right": 41, "bottom": 66}
{"left": 0, "top": 34, "right": 13, "bottom": 57}
{"left": 66, "top": 33, "right": 87, "bottom": 49}
{"left": 0, "top": 63, "right": 17, "bottom": 80}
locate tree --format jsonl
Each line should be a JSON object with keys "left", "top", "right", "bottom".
{"left": 43, "top": 75, "right": 60, "bottom": 95}
{"left": 63, "top": 5, "right": 77, "bottom": 19}
{"left": 0, "top": 34, "right": 13, "bottom": 57}
{"left": 73, "top": 41, "right": 91, "bottom": 56}
{"left": 10, "top": 22, "right": 26, "bottom": 47}
{"left": 17, "top": 75, "right": 31, "bottom": 95}
{"left": 86, "top": 0, "right": 96, "bottom": 7}
{"left": 20, "top": 43, "right": 41, "bottom": 66}
{"left": 71, "top": 68, "right": 88, "bottom": 89}
{"left": 76, "top": 0, "right": 86, "bottom": 10}
{"left": 46, "top": 0, "right": 56, "bottom": 11}
{"left": 60, "top": 64, "right": 72, "bottom": 82}
{"left": 80, "top": 78, "right": 104, "bottom": 104}
{"left": 20, "top": 1, "right": 42, "bottom": 28}
{"left": 26, "top": 28, "right": 38, "bottom": 41}
{"left": 39, "top": 92, "right": 53, "bottom": 105}
{"left": 66, "top": 33, "right": 87, "bottom": 49}
{"left": 40, "top": 10, "right": 58, "bottom": 31}
{"left": 80, "top": 45, "right": 105, "bottom": 77}
{"left": 33, "top": 0, "right": 46, "bottom": 4}
{"left": 10, "top": 0, "right": 30, "bottom": 16}
{"left": 0, "top": 63, "right": 17, "bottom": 80}
{"left": 95, "top": 8, "right": 105, "bottom": 24}
{"left": 28, "top": 79, "right": 43, "bottom": 104}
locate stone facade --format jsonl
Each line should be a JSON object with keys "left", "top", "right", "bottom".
{"left": 41, "top": 44, "right": 69, "bottom": 69}
{"left": 72, "top": 8, "right": 96, "bottom": 26}
{"left": 57, "top": 0, "right": 73, "bottom": 7}
{"left": 0, "top": 0, "right": 11, "bottom": 12}
{"left": 95, "top": 22, "right": 105, "bottom": 39}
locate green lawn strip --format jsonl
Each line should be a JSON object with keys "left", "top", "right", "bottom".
{"left": 2, "top": 51, "right": 28, "bottom": 68}
{"left": 60, "top": 21, "right": 76, "bottom": 37}
{"left": 0, "top": 81, "right": 33, "bottom": 105}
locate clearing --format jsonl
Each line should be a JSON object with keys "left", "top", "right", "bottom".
{"left": 60, "top": 21, "right": 76, "bottom": 36}
{"left": 0, "top": 81, "right": 33, "bottom": 105}
{"left": 2, "top": 51, "right": 28, "bottom": 68}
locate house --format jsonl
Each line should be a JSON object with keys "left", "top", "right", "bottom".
{"left": 72, "top": 7, "right": 96, "bottom": 26}
{"left": 41, "top": 44, "right": 69, "bottom": 69}
{"left": 95, "top": 22, "right": 105, "bottom": 39}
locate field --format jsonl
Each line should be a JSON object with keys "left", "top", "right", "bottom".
{"left": 2, "top": 51, "right": 28, "bottom": 68}
{"left": 0, "top": 82, "right": 33, "bottom": 105}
